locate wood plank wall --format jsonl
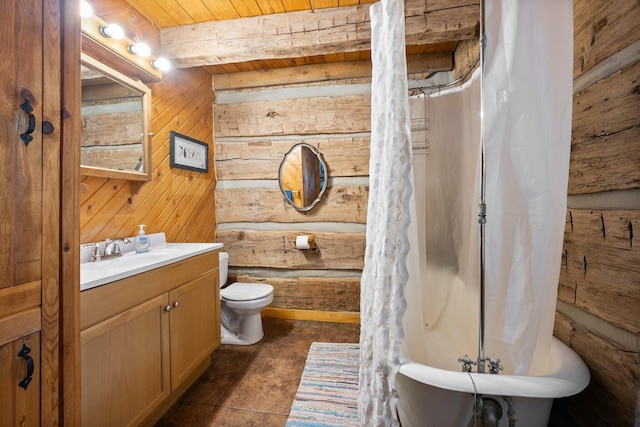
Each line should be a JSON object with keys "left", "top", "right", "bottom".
{"left": 550, "top": 0, "right": 640, "bottom": 425}
{"left": 213, "top": 80, "right": 370, "bottom": 322}
{"left": 79, "top": 66, "right": 217, "bottom": 244}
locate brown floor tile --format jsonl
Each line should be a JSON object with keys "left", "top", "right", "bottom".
{"left": 319, "top": 321, "right": 360, "bottom": 343}
{"left": 203, "top": 407, "right": 288, "bottom": 427}
{"left": 156, "top": 319, "right": 359, "bottom": 427}
{"left": 258, "top": 318, "right": 323, "bottom": 359}
{"left": 218, "top": 355, "right": 306, "bottom": 414}
{"left": 181, "top": 346, "right": 256, "bottom": 405}
{"left": 154, "top": 402, "right": 214, "bottom": 427}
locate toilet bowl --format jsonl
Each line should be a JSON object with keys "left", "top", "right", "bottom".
{"left": 218, "top": 252, "right": 273, "bottom": 345}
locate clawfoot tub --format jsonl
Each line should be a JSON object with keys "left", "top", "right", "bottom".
{"left": 396, "top": 336, "right": 590, "bottom": 427}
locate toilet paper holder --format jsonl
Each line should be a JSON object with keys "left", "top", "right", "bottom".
{"left": 294, "top": 234, "right": 316, "bottom": 250}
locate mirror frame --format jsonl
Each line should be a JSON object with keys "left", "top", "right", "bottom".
{"left": 80, "top": 53, "right": 152, "bottom": 181}
{"left": 278, "top": 143, "right": 328, "bottom": 212}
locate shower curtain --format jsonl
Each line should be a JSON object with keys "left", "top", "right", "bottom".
{"left": 482, "top": 0, "right": 574, "bottom": 374}
{"left": 361, "top": 0, "right": 572, "bottom": 421}
{"left": 358, "top": 0, "right": 412, "bottom": 425}
{"left": 403, "top": 0, "right": 573, "bottom": 376}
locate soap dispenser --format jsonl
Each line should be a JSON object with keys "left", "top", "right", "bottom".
{"left": 133, "top": 224, "right": 151, "bottom": 253}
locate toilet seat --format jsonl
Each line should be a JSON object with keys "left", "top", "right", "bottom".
{"left": 221, "top": 282, "right": 273, "bottom": 301}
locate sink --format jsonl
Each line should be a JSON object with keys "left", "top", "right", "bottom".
{"left": 80, "top": 235, "right": 223, "bottom": 291}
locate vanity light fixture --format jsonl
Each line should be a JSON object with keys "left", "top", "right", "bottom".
{"left": 151, "top": 58, "right": 171, "bottom": 72}
{"left": 128, "top": 42, "right": 151, "bottom": 58}
{"left": 80, "top": 0, "right": 93, "bottom": 18}
{"left": 81, "top": 4, "right": 163, "bottom": 82}
{"left": 99, "top": 23, "right": 125, "bottom": 40}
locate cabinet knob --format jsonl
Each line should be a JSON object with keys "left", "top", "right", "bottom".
{"left": 165, "top": 305, "right": 172, "bottom": 312}
{"left": 42, "top": 120, "right": 55, "bottom": 135}
{"left": 173, "top": 301, "right": 180, "bottom": 308}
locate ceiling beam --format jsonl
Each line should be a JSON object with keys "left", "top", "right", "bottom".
{"left": 213, "top": 52, "right": 453, "bottom": 90}
{"left": 160, "top": 0, "right": 479, "bottom": 68}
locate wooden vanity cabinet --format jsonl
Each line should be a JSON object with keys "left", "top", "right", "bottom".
{"left": 80, "top": 251, "right": 220, "bottom": 427}
{"left": 81, "top": 294, "right": 170, "bottom": 427}
{"left": 168, "top": 270, "right": 219, "bottom": 389}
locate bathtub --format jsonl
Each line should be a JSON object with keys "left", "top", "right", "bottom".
{"left": 397, "top": 336, "right": 590, "bottom": 427}
{"left": 396, "top": 268, "right": 590, "bottom": 427}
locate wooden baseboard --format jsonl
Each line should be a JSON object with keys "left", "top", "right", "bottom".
{"left": 262, "top": 307, "right": 360, "bottom": 324}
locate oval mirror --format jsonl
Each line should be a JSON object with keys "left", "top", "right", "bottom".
{"left": 278, "top": 143, "right": 327, "bottom": 211}
{"left": 80, "top": 53, "right": 152, "bottom": 181}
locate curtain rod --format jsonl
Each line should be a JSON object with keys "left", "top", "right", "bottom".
{"left": 411, "top": 55, "right": 480, "bottom": 93}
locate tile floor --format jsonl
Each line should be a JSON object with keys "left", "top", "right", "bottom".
{"left": 155, "top": 318, "right": 361, "bottom": 427}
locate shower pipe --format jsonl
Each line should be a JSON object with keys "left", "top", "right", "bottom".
{"left": 473, "top": 0, "right": 488, "bottom": 424}
{"left": 478, "top": 0, "right": 487, "bottom": 378}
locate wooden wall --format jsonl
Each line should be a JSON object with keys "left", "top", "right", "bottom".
{"left": 213, "top": 79, "right": 371, "bottom": 322}
{"left": 551, "top": 0, "right": 640, "bottom": 425}
{"left": 80, "top": 66, "right": 217, "bottom": 244}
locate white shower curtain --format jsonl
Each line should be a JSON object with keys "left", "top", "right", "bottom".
{"left": 482, "top": 0, "right": 574, "bottom": 374}
{"left": 403, "top": 0, "right": 573, "bottom": 376}
{"left": 358, "top": 0, "right": 412, "bottom": 425}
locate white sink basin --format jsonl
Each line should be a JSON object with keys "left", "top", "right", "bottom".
{"left": 81, "top": 241, "right": 223, "bottom": 291}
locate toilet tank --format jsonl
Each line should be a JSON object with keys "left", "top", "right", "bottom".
{"left": 218, "top": 251, "right": 229, "bottom": 287}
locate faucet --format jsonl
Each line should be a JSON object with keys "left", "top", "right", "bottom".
{"left": 458, "top": 354, "right": 477, "bottom": 372}
{"left": 486, "top": 357, "right": 504, "bottom": 374}
{"left": 90, "top": 238, "right": 130, "bottom": 262}
{"left": 104, "top": 238, "right": 130, "bottom": 258}
{"left": 89, "top": 242, "right": 102, "bottom": 262}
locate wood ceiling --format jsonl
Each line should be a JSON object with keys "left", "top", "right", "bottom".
{"left": 129, "top": 0, "right": 379, "bottom": 27}
{"left": 90, "top": 0, "right": 478, "bottom": 76}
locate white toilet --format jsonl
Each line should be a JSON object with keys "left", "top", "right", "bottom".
{"left": 218, "top": 252, "right": 274, "bottom": 345}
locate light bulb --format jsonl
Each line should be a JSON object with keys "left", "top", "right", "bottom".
{"left": 151, "top": 57, "right": 171, "bottom": 72}
{"left": 99, "top": 23, "right": 125, "bottom": 40}
{"left": 128, "top": 42, "right": 151, "bottom": 57}
{"left": 80, "top": 0, "right": 93, "bottom": 18}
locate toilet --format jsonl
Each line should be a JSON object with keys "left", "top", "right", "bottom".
{"left": 218, "top": 252, "right": 274, "bottom": 345}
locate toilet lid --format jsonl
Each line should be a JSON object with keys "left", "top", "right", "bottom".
{"left": 221, "top": 282, "right": 273, "bottom": 301}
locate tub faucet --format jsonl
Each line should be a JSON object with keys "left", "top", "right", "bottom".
{"left": 486, "top": 357, "right": 503, "bottom": 374}
{"left": 458, "top": 355, "right": 477, "bottom": 373}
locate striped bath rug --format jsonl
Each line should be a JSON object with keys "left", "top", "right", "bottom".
{"left": 286, "top": 342, "right": 361, "bottom": 427}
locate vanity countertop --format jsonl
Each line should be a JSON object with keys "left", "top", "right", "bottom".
{"left": 80, "top": 234, "right": 223, "bottom": 291}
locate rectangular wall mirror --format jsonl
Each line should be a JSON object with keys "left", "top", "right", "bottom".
{"left": 80, "top": 53, "right": 152, "bottom": 181}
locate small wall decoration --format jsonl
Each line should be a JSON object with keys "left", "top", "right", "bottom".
{"left": 169, "top": 131, "right": 209, "bottom": 172}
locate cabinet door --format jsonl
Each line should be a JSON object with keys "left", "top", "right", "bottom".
{"left": 81, "top": 294, "right": 170, "bottom": 427}
{"left": 169, "top": 270, "right": 218, "bottom": 389}
{"left": 1, "top": 0, "right": 63, "bottom": 424}
{"left": 0, "top": 333, "right": 40, "bottom": 427}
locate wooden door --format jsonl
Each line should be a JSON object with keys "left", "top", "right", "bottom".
{"left": 0, "top": 333, "right": 41, "bottom": 426}
{"left": 168, "top": 270, "right": 218, "bottom": 389}
{"left": 81, "top": 293, "right": 171, "bottom": 427}
{"left": 0, "top": 0, "right": 63, "bottom": 424}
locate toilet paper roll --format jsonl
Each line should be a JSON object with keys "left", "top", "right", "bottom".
{"left": 295, "top": 235, "right": 311, "bottom": 250}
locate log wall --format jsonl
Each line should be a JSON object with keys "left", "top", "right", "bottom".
{"left": 80, "top": 66, "right": 217, "bottom": 244}
{"left": 213, "top": 78, "right": 370, "bottom": 321}
{"left": 551, "top": 0, "right": 640, "bottom": 425}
